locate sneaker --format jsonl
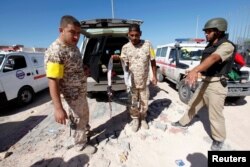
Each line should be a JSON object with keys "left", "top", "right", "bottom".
{"left": 141, "top": 119, "right": 149, "bottom": 129}
{"left": 131, "top": 118, "right": 139, "bottom": 132}
{"left": 171, "top": 121, "right": 188, "bottom": 129}
{"left": 211, "top": 140, "right": 224, "bottom": 151}
{"left": 75, "top": 144, "right": 97, "bottom": 154}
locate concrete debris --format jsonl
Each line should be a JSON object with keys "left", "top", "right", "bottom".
{"left": 154, "top": 121, "right": 168, "bottom": 131}
{"left": 118, "top": 151, "right": 128, "bottom": 163}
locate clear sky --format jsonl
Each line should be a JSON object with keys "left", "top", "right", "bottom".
{"left": 0, "top": 0, "right": 249, "bottom": 48}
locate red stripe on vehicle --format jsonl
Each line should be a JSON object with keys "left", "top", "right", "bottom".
{"left": 156, "top": 60, "right": 176, "bottom": 67}
{"left": 34, "top": 74, "right": 46, "bottom": 80}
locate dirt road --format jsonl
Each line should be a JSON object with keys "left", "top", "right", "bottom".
{"left": 0, "top": 89, "right": 51, "bottom": 152}
{"left": 0, "top": 82, "right": 249, "bottom": 167}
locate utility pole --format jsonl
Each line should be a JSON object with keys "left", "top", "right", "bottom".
{"left": 111, "top": 0, "right": 114, "bottom": 18}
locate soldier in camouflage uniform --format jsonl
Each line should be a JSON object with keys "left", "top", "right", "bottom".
{"left": 45, "top": 15, "right": 96, "bottom": 154}
{"left": 121, "top": 24, "right": 157, "bottom": 132}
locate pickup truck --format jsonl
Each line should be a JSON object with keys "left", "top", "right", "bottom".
{"left": 156, "top": 39, "right": 250, "bottom": 104}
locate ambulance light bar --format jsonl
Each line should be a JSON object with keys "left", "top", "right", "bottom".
{"left": 175, "top": 38, "right": 205, "bottom": 43}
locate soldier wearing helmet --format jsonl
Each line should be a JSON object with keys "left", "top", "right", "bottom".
{"left": 172, "top": 17, "right": 235, "bottom": 151}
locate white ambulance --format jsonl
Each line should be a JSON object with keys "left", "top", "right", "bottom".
{"left": 0, "top": 51, "right": 48, "bottom": 106}
{"left": 156, "top": 38, "right": 207, "bottom": 103}
{"left": 156, "top": 38, "right": 250, "bottom": 103}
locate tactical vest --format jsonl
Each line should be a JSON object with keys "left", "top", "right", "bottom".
{"left": 201, "top": 36, "right": 235, "bottom": 77}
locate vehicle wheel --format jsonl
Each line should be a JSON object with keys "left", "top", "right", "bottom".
{"left": 157, "top": 69, "right": 164, "bottom": 82}
{"left": 17, "top": 86, "right": 34, "bottom": 105}
{"left": 178, "top": 79, "right": 193, "bottom": 104}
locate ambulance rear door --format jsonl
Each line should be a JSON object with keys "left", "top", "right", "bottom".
{"left": 28, "top": 53, "right": 48, "bottom": 92}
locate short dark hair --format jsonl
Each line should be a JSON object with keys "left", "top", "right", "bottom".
{"left": 60, "top": 15, "right": 80, "bottom": 28}
{"left": 129, "top": 24, "right": 141, "bottom": 32}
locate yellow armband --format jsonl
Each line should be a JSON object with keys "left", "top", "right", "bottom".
{"left": 46, "top": 62, "right": 64, "bottom": 78}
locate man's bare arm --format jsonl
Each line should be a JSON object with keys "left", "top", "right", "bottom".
{"left": 186, "top": 54, "right": 221, "bottom": 86}
{"left": 48, "top": 78, "right": 68, "bottom": 124}
{"left": 151, "top": 59, "right": 158, "bottom": 85}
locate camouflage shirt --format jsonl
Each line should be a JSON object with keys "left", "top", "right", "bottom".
{"left": 45, "top": 39, "right": 86, "bottom": 101}
{"left": 121, "top": 40, "right": 155, "bottom": 88}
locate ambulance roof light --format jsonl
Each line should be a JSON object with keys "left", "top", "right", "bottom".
{"left": 175, "top": 38, "right": 205, "bottom": 43}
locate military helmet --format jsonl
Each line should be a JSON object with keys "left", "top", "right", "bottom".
{"left": 203, "top": 17, "right": 227, "bottom": 32}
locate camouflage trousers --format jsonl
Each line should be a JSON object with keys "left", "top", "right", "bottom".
{"left": 65, "top": 95, "right": 90, "bottom": 145}
{"left": 129, "top": 86, "right": 149, "bottom": 119}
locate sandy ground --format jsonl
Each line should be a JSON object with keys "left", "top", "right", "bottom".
{"left": 0, "top": 82, "right": 250, "bottom": 167}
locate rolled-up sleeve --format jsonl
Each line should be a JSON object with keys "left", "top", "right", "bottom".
{"left": 213, "top": 42, "right": 234, "bottom": 62}
{"left": 45, "top": 47, "right": 64, "bottom": 79}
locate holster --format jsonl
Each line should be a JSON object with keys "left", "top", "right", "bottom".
{"left": 220, "top": 78, "right": 227, "bottom": 87}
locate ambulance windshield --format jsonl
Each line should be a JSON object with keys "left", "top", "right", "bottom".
{"left": 179, "top": 48, "right": 204, "bottom": 61}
